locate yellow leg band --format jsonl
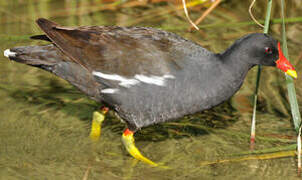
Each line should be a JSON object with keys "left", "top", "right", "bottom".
{"left": 122, "top": 129, "right": 158, "bottom": 167}
{"left": 89, "top": 111, "right": 106, "bottom": 141}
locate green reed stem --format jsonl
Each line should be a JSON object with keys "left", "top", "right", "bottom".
{"left": 250, "top": 0, "right": 272, "bottom": 149}
{"left": 280, "top": 0, "right": 301, "bottom": 132}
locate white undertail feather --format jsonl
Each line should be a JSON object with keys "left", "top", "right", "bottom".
{"left": 4, "top": 49, "right": 16, "bottom": 58}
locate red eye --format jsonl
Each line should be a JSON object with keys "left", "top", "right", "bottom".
{"left": 265, "top": 47, "right": 272, "bottom": 54}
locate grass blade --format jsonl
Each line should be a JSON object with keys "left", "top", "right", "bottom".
{"left": 280, "top": 0, "right": 301, "bottom": 133}
{"left": 250, "top": 0, "right": 272, "bottom": 150}
{"left": 280, "top": 0, "right": 302, "bottom": 175}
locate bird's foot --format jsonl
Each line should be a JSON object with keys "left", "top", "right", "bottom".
{"left": 122, "top": 128, "right": 159, "bottom": 167}
{"left": 89, "top": 107, "right": 109, "bottom": 141}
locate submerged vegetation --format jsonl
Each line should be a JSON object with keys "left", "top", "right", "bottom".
{"left": 0, "top": 0, "right": 302, "bottom": 179}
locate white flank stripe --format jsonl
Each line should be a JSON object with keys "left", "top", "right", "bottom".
{"left": 93, "top": 71, "right": 140, "bottom": 88}
{"left": 134, "top": 75, "right": 165, "bottom": 86}
{"left": 92, "top": 71, "right": 175, "bottom": 88}
{"left": 119, "top": 79, "right": 140, "bottom": 87}
{"left": 101, "top": 88, "right": 119, "bottom": 94}
{"left": 93, "top": 71, "right": 128, "bottom": 82}
{"left": 163, "top": 74, "right": 175, "bottom": 79}
{"left": 4, "top": 49, "right": 16, "bottom": 58}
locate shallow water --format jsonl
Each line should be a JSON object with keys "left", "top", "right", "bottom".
{"left": 0, "top": 0, "right": 302, "bottom": 179}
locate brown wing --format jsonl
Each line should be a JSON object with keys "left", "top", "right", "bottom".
{"left": 30, "top": 34, "right": 51, "bottom": 42}
{"left": 36, "top": 18, "right": 184, "bottom": 78}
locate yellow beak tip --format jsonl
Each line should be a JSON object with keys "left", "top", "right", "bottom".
{"left": 286, "top": 70, "right": 297, "bottom": 79}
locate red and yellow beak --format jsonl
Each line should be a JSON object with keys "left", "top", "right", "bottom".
{"left": 276, "top": 42, "right": 297, "bottom": 79}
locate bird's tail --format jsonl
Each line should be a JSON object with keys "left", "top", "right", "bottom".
{"left": 3, "top": 44, "right": 64, "bottom": 71}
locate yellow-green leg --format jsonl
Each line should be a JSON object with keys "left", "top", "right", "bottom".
{"left": 89, "top": 107, "right": 109, "bottom": 141}
{"left": 122, "top": 128, "right": 158, "bottom": 166}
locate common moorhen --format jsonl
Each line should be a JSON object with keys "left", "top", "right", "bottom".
{"left": 3, "top": 18, "right": 297, "bottom": 166}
